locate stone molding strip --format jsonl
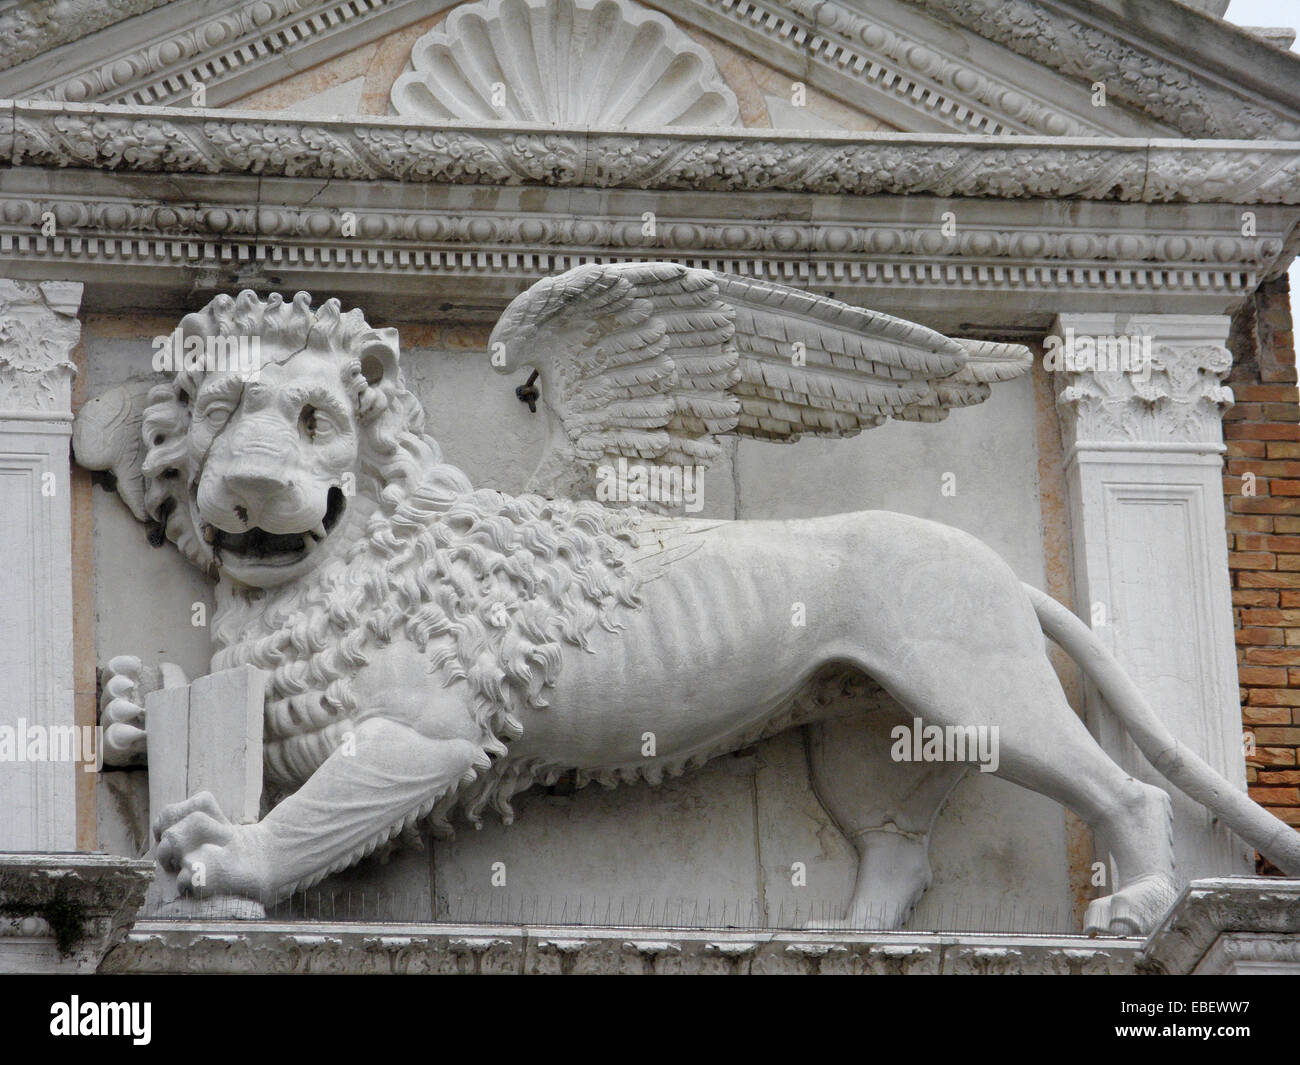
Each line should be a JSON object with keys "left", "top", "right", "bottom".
{"left": 903, "top": 0, "right": 1300, "bottom": 140}
{"left": 4, "top": 101, "right": 1300, "bottom": 205}
{"left": 101, "top": 921, "right": 1143, "bottom": 974}
{"left": 1140, "top": 876, "right": 1300, "bottom": 975}
{"left": 0, "top": 854, "right": 154, "bottom": 972}
{"left": 3, "top": 0, "right": 1296, "bottom": 142}
{"left": 0, "top": 0, "right": 437, "bottom": 110}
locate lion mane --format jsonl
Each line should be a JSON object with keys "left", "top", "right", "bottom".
{"left": 138, "top": 290, "right": 642, "bottom": 836}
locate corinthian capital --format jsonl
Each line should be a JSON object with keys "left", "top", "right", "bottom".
{"left": 1052, "top": 313, "right": 1234, "bottom": 453}
{"left": 0, "top": 279, "right": 84, "bottom": 418}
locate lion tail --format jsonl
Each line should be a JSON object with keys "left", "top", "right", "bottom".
{"left": 1024, "top": 582, "right": 1300, "bottom": 876}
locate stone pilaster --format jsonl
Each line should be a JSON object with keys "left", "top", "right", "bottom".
{"left": 0, "top": 280, "right": 83, "bottom": 850}
{"left": 1053, "top": 313, "right": 1252, "bottom": 882}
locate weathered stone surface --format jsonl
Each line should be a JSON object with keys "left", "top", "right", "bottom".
{"left": 0, "top": 854, "right": 153, "bottom": 973}
{"left": 1143, "top": 876, "right": 1300, "bottom": 974}
{"left": 101, "top": 920, "right": 1142, "bottom": 974}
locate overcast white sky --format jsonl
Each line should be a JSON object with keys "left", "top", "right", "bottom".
{"left": 1224, "top": 0, "right": 1300, "bottom": 45}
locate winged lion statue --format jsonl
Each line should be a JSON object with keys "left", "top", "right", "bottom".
{"left": 73, "top": 263, "right": 1300, "bottom": 935}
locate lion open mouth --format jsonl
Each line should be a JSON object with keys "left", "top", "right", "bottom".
{"left": 209, "top": 486, "right": 347, "bottom": 566}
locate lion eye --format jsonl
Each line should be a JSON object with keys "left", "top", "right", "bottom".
{"left": 203, "top": 402, "right": 232, "bottom": 426}
{"left": 299, "top": 404, "right": 323, "bottom": 441}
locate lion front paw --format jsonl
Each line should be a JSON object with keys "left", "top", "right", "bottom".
{"left": 154, "top": 792, "right": 271, "bottom": 904}
{"left": 100, "top": 655, "right": 148, "bottom": 766}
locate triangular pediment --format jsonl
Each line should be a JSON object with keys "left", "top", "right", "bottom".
{"left": 1, "top": 0, "right": 1298, "bottom": 139}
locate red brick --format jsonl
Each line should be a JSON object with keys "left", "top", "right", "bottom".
{"left": 1275, "top": 517, "right": 1300, "bottom": 533}
{"left": 1227, "top": 460, "right": 1300, "bottom": 478}
{"left": 1234, "top": 589, "right": 1279, "bottom": 606}
{"left": 1242, "top": 703, "right": 1294, "bottom": 722}
{"left": 1225, "top": 474, "right": 1269, "bottom": 495}
{"left": 1272, "top": 480, "right": 1300, "bottom": 496}
{"left": 1225, "top": 422, "right": 1300, "bottom": 441}
{"left": 1248, "top": 745, "right": 1297, "bottom": 767}
{"left": 1224, "top": 402, "right": 1263, "bottom": 422}
{"left": 1239, "top": 609, "right": 1300, "bottom": 626}
{"left": 1263, "top": 403, "right": 1300, "bottom": 421}
{"left": 1237, "top": 626, "right": 1284, "bottom": 644}
{"left": 1229, "top": 515, "right": 1275, "bottom": 533}
{"left": 1253, "top": 726, "right": 1300, "bottom": 743}
{"left": 1231, "top": 498, "right": 1300, "bottom": 515}
{"left": 1235, "top": 384, "right": 1300, "bottom": 403}
{"left": 1259, "top": 770, "right": 1300, "bottom": 784}
{"left": 1227, "top": 441, "right": 1268, "bottom": 459}
{"left": 1246, "top": 647, "right": 1300, "bottom": 666}
{"left": 1281, "top": 590, "right": 1300, "bottom": 606}
{"left": 1277, "top": 555, "right": 1300, "bottom": 571}
{"left": 1239, "top": 571, "right": 1300, "bottom": 588}
{"left": 1268, "top": 443, "right": 1300, "bottom": 460}
{"left": 1229, "top": 551, "right": 1276, "bottom": 569}
{"left": 1236, "top": 534, "right": 1300, "bottom": 552}
{"left": 1247, "top": 688, "right": 1300, "bottom": 707}
{"left": 1248, "top": 786, "right": 1300, "bottom": 805}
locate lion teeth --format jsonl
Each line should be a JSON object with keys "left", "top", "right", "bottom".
{"left": 203, "top": 525, "right": 217, "bottom": 544}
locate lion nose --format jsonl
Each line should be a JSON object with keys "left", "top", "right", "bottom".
{"left": 225, "top": 470, "right": 292, "bottom": 496}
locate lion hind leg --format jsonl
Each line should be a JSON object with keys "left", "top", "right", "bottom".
{"left": 861, "top": 643, "right": 1177, "bottom": 937}
{"left": 805, "top": 716, "right": 966, "bottom": 930}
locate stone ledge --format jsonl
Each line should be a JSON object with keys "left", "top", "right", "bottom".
{"left": 4, "top": 100, "right": 1300, "bottom": 204}
{"left": 0, "top": 853, "right": 154, "bottom": 973}
{"left": 102, "top": 921, "right": 1143, "bottom": 974}
{"left": 1141, "top": 876, "right": 1300, "bottom": 975}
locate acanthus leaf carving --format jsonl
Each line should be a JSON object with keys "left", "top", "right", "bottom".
{"left": 1056, "top": 334, "right": 1234, "bottom": 448}
{"left": 0, "top": 279, "right": 82, "bottom": 415}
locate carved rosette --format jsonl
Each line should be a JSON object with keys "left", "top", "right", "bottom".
{"left": 0, "top": 280, "right": 83, "bottom": 417}
{"left": 1052, "top": 315, "right": 1235, "bottom": 451}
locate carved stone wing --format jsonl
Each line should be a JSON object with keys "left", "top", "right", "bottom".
{"left": 489, "top": 262, "right": 1032, "bottom": 501}
{"left": 71, "top": 380, "right": 155, "bottom": 522}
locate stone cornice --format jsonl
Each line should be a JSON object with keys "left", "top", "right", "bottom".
{"left": 101, "top": 920, "right": 1141, "bottom": 973}
{"left": 655, "top": 0, "right": 1166, "bottom": 137}
{"left": 0, "top": 854, "right": 153, "bottom": 969}
{"left": 0, "top": 0, "right": 177, "bottom": 75}
{"left": 4, "top": 101, "right": 1300, "bottom": 205}
{"left": 0, "top": 0, "right": 1294, "bottom": 143}
{"left": 0, "top": 0, "right": 435, "bottom": 109}
{"left": 1140, "top": 877, "right": 1300, "bottom": 975}
{"left": 904, "top": 0, "right": 1300, "bottom": 140}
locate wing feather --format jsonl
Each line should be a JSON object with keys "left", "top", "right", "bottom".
{"left": 489, "top": 262, "right": 1031, "bottom": 503}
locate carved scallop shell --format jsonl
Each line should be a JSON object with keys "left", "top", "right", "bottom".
{"left": 390, "top": 0, "right": 740, "bottom": 128}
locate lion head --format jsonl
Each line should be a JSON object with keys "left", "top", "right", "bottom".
{"left": 139, "top": 289, "right": 449, "bottom": 589}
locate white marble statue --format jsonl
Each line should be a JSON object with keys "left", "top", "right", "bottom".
{"left": 75, "top": 265, "right": 1300, "bottom": 934}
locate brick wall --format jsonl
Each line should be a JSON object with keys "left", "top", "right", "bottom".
{"left": 1224, "top": 274, "right": 1300, "bottom": 865}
